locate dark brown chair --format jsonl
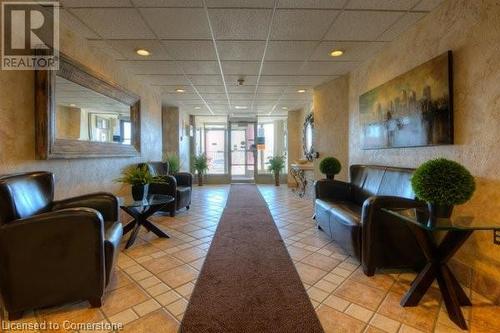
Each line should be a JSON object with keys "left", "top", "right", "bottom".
{"left": 315, "top": 165, "right": 426, "bottom": 276}
{"left": 0, "top": 172, "right": 123, "bottom": 320}
{"left": 141, "top": 162, "right": 193, "bottom": 217}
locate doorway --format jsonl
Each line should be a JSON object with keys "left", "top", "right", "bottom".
{"left": 229, "top": 121, "right": 256, "bottom": 183}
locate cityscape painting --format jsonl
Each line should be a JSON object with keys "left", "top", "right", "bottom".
{"left": 359, "top": 51, "right": 453, "bottom": 149}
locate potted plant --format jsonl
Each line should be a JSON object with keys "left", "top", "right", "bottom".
{"left": 164, "top": 153, "right": 180, "bottom": 174}
{"left": 319, "top": 157, "right": 342, "bottom": 180}
{"left": 411, "top": 158, "right": 475, "bottom": 218}
{"left": 267, "top": 155, "right": 286, "bottom": 186}
{"left": 193, "top": 154, "right": 209, "bottom": 186}
{"left": 115, "top": 165, "right": 156, "bottom": 201}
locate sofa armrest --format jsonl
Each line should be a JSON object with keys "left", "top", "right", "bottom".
{"left": 315, "top": 179, "right": 352, "bottom": 201}
{"left": 361, "top": 196, "right": 426, "bottom": 276}
{"left": 0, "top": 208, "right": 106, "bottom": 310}
{"left": 52, "top": 192, "right": 119, "bottom": 222}
{"left": 174, "top": 172, "right": 193, "bottom": 187}
{"left": 149, "top": 175, "right": 177, "bottom": 197}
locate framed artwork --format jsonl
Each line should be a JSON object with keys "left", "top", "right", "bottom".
{"left": 359, "top": 51, "right": 453, "bottom": 149}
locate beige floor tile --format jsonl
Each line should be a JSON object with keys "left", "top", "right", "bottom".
{"left": 157, "top": 265, "right": 199, "bottom": 288}
{"left": 108, "top": 308, "right": 139, "bottom": 326}
{"left": 307, "top": 286, "right": 330, "bottom": 303}
{"left": 314, "top": 279, "right": 339, "bottom": 293}
{"left": 334, "top": 279, "right": 387, "bottom": 311}
{"left": 301, "top": 252, "right": 341, "bottom": 271}
{"left": 345, "top": 303, "right": 374, "bottom": 323}
{"left": 370, "top": 313, "right": 401, "bottom": 333}
{"left": 172, "top": 247, "right": 206, "bottom": 263}
{"left": 175, "top": 282, "right": 195, "bottom": 298}
{"left": 146, "top": 283, "right": 171, "bottom": 297}
{"left": 166, "top": 298, "right": 188, "bottom": 317}
{"left": 156, "top": 290, "right": 182, "bottom": 306}
{"left": 141, "top": 255, "right": 184, "bottom": 275}
{"left": 316, "top": 304, "right": 366, "bottom": 333}
{"left": 101, "top": 284, "right": 150, "bottom": 317}
{"left": 295, "top": 262, "right": 329, "bottom": 285}
{"left": 121, "top": 309, "right": 179, "bottom": 333}
{"left": 323, "top": 294, "right": 351, "bottom": 312}
{"left": 133, "top": 299, "right": 162, "bottom": 317}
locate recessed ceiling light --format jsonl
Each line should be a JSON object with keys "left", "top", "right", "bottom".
{"left": 69, "top": 103, "right": 76, "bottom": 107}
{"left": 136, "top": 48, "right": 151, "bottom": 56}
{"left": 281, "top": 106, "right": 288, "bottom": 110}
{"left": 175, "top": 88, "right": 186, "bottom": 93}
{"left": 330, "top": 49, "right": 344, "bottom": 57}
{"left": 234, "top": 106, "right": 248, "bottom": 110}
{"left": 297, "top": 89, "right": 306, "bottom": 93}
{"left": 194, "top": 106, "right": 201, "bottom": 110}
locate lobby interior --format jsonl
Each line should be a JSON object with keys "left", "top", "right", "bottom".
{"left": 0, "top": 0, "right": 499, "bottom": 332}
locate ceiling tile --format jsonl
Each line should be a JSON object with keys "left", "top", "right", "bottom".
{"left": 132, "top": 0, "right": 203, "bottom": 7}
{"left": 346, "top": 0, "right": 420, "bottom": 10}
{"left": 265, "top": 41, "right": 317, "bottom": 61}
{"left": 140, "top": 8, "right": 211, "bottom": 39}
{"left": 378, "top": 12, "right": 426, "bottom": 41}
{"left": 412, "top": 0, "right": 445, "bottom": 11}
{"left": 157, "top": 85, "right": 193, "bottom": 93}
{"left": 87, "top": 40, "right": 126, "bottom": 59}
{"left": 217, "top": 41, "right": 266, "bottom": 61}
{"left": 201, "top": 93, "right": 228, "bottom": 100}
{"left": 261, "top": 62, "right": 303, "bottom": 75}
{"left": 206, "top": 0, "right": 275, "bottom": 7}
{"left": 209, "top": 9, "right": 273, "bottom": 40}
{"left": 70, "top": 8, "right": 155, "bottom": 39}
{"left": 108, "top": 40, "right": 171, "bottom": 60}
{"left": 324, "top": 10, "right": 404, "bottom": 41}
{"left": 61, "top": 0, "right": 131, "bottom": 7}
{"left": 300, "top": 61, "right": 359, "bottom": 75}
{"left": 310, "top": 41, "right": 386, "bottom": 61}
{"left": 271, "top": 9, "right": 339, "bottom": 40}
{"left": 178, "top": 61, "right": 220, "bottom": 74}
{"left": 225, "top": 75, "right": 258, "bottom": 86}
{"left": 256, "top": 86, "right": 285, "bottom": 93}
{"left": 118, "top": 60, "right": 181, "bottom": 74}
{"left": 60, "top": 9, "right": 100, "bottom": 39}
{"left": 187, "top": 75, "right": 224, "bottom": 85}
{"left": 259, "top": 75, "right": 335, "bottom": 86}
{"left": 277, "top": 0, "right": 346, "bottom": 9}
{"left": 194, "top": 85, "right": 226, "bottom": 93}
{"left": 161, "top": 40, "right": 216, "bottom": 60}
{"left": 227, "top": 85, "right": 257, "bottom": 93}
{"left": 230, "top": 93, "right": 256, "bottom": 100}
{"left": 140, "top": 75, "right": 189, "bottom": 85}
{"left": 221, "top": 61, "right": 260, "bottom": 75}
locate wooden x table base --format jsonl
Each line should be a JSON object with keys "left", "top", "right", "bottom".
{"left": 402, "top": 223, "right": 473, "bottom": 330}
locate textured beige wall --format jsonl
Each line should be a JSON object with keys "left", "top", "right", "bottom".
{"left": 313, "top": 76, "right": 349, "bottom": 182}
{"left": 0, "top": 16, "right": 162, "bottom": 198}
{"left": 346, "top": 0, "right": 500, "bottom": 292}
{"left": 56, "top": 106, "right": 81, "bottom": 140}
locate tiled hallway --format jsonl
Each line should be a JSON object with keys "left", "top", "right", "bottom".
{"left": 2, "top": 185, "right": 498, "bottom": 333}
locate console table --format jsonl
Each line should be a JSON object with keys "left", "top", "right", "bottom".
{"left": 290, "top": 163, "right": 314, "bottom": 198}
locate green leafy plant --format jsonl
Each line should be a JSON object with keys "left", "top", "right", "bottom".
{"left": 411, "top": 158, "right": 475, "bottom": 205}
{"left": 267, "top": 155, "right": 286, "bottom": 174}
{"left": 319, "top": 157, "right": 342, "bottom": 179}
{"left": 114, "top": 164, "right": 155, "bottom": 186}
{"left": 164, "top": 153, "right": 180, "bottom": 174}
{"left": 193, "top": 154, "right": 209, "bottom": 175}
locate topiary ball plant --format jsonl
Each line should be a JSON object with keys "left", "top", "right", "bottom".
{"left": 411, "top": 158, "right": 475, "bottom": 218}
{"left": 319, "top": 157, "right": 342, "bottom": 180}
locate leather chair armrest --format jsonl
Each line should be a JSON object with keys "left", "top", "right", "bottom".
{"left": 174, "top": 172, "right": 193, "bottom": 187}
{"left": 149, "top": 175, "right": 177, "bottom": 196}
{"left": 52, "top": 192, "right": 119, "bottom": 222}
{"left": 315, "top": 179, "right": 352, "bottom": 201}
{"left": 0, "top": 208, "right": 106, "bottom": 309}
{"left": 361, "top": 196, "right": 426, "bottom": 276}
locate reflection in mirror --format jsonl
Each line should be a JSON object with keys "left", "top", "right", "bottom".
{"left": 305, "top": 123, "right": 313, "bottom": 152}
{"left": 55, "top": 76, "right": 132, "bottom": 144}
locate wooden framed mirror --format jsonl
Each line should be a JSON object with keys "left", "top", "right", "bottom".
{"left": 35, "top": 53, "right": 140, "bottom": 159}
{"left": 303, "top": 113, "right": 318, "bottom": 161}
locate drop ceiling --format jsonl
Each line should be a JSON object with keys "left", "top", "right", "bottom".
{"left": 56, "top": 0, "right": 445, "bottom": 116}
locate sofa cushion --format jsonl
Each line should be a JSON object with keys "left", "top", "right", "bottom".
{"left": 350, "top": 165, "right": 385, "bottom": 205}
{"left": 329, "top": 202, "right": 362, "bottom": 226}
{"left": 177, "top": 186, "right": 191, "bottom": 195}
{"left": 377, "top": 167, "right": 414, "bottom": 199}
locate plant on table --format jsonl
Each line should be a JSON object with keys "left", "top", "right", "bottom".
{"left": 164, "top": 152, "right": 180, "bottom": 174}
{"left": 267, "top": 155, "right": 286, "bottom": 186}
{"left": 193, "top": 154, "right": 209, "bottom": 186}
{"left": 115, "top": 164, "right": 162, "bottom": 201}
{"left": 411, "top": 158, "right": 475, "bottom": 218}
{"left": 319, "top": 157, "right": 342, "bottom": 180}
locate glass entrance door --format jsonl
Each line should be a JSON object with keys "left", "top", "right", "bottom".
{"left": 229, "top": 122, "right": 256, "bottom": 182}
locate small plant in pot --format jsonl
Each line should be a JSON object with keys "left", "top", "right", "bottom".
{"left": 115, "top": 165, "right": 157, "bottom": 201}
{"left": 267, "top": 155, "right": 286, "bottom": 186}
{"left": 319, "top": 157, "right": 342, "bottom": 180}
{"left": 193, "top": 154, "right": 209, "bottom": 186}
{"left": 164, "top": 153, "right": 180, "bottom": 174}
{"left": 411, "top": 158, "right": 475, "bottom": 219}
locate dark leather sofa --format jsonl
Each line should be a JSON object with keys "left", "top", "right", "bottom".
{"left": 315, "top": 165, "right": 426, "bottom": 276}
{"left": 141, "top": 162, "right": 193, "bottom": 217}
{"left": 0, "top": 172, "right": 123, "bottom": 320}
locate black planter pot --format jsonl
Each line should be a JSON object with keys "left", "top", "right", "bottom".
{"left": 131, "top": 184, "right": 149, "bottom": 201}
{"left": 428, "top": 202, "right": 454, "bottom": 218}
{"left": 326, "top": 174, "right": 335, "bottom": 180}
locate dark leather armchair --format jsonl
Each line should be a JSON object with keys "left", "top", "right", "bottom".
{"left": 315, "top": 165, "right": 426, "bottom": 276}
{"left": 141, "top": 162, "right": 193, "bottom": 217}
{"left": 0, "top": 172, "right": 123, "bottom": 320}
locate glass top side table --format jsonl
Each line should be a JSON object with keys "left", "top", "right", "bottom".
{"left": 383, "top": 208, "right": 500, "bottom": 330}
{"left": 119, "top": 194, "right": 174, "bottom": 249}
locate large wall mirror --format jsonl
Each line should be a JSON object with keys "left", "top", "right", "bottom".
{"left": 35, "top": 53, "right": 140, "bottom": 159}
{"left": 303, "top": 113, "right": 317, "bottom": 161}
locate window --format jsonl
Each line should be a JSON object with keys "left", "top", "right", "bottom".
{"left": 257, "top": 117, "right": 288, "bottom": 174}
{"left": 194, "top": 116, "right": 228, "bottom": 175}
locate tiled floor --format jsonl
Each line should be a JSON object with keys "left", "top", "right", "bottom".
{"left": 1, "top": 185, "right": 498, "bottom": 333}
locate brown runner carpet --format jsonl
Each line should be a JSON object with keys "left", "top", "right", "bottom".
{"left": 180, "top": 184, "right": 324, "bottom": 333}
